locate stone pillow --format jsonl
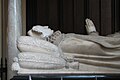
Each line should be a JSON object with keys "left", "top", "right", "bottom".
{"left": 17, "top": 36, "right": 60, "bottom": 57}
{"left": 18, "top": 52, "right": 66, "bottom": 69}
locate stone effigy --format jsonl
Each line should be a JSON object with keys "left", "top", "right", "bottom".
{"left": 12, "top": 19, "right": 120, "bottom": 74}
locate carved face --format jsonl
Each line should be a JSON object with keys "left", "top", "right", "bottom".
{"left": 32, "top": 25, "right": 54, "bottom": 38}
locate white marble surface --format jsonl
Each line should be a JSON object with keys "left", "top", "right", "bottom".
{"left": 17, "top": 68, "right": 120, "bottom": 75}
{"left": 7, "top": 0, "right": 22, "bottom": 80}
{"left": 12, "top": 51, "right": 120, "bottom": 75}
{"left": 17, "top": 63, "right": 120, "bottom": 75}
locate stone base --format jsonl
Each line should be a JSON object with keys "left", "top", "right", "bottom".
{"left": 17, "top": 69, "right": 120, "bottom": 76}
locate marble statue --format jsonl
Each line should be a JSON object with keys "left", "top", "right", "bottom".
{"left": 12, "top": 19, "right": 120, "bottom": 74}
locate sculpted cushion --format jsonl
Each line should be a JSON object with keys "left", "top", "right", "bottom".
{"left": 17, "top": 36, "right": 60, "bottom": 57}
{"left": 18, "top": 52, "right": 66, "bottom": 69}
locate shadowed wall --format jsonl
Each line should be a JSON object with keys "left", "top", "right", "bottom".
{"left": 26, "top": 0, "right": 120, "bottom": 35}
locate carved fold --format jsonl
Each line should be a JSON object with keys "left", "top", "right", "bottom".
{"left": 18, "top": 52, "right": 66, "bottom": 69}
{"left": 17, "top": 36, "right": 60, "bottom": 57}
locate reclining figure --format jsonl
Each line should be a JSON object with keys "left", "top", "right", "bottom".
{"left": 12, "top": 19, "right": 120, "bottom": 73}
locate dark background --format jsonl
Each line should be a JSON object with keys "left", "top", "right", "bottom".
{"left": 26, "top": 0, "right": 120, "bottom": 35}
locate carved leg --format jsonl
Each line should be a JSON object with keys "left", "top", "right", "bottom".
{"left": 85, "top": 18, "right": 99, "bottom": 36}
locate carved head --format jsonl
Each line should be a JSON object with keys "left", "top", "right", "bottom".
{"left": 28, "top": 25, "right": 54, "bottom": 39}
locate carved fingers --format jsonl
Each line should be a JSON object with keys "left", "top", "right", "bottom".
{"left": 85, "top": 18, "right": 97, "bottom": 35}
{"left": 48, "top": 30, "right": 61, "bottom": 43}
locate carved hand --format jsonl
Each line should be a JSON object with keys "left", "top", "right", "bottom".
{"left": 85, "top": 18, "right": 97, "bottom": 34}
